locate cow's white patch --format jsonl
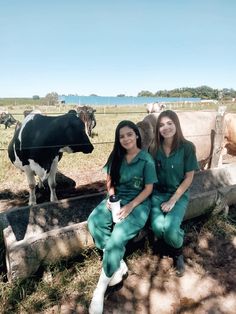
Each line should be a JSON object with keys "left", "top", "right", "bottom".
{"left": 28, "top": 159, "right": 48, "bottom": 181}
{"left": 60, "top": 146, "right": 73, "bottom": 153}
{"left": 18, "top": 112, "right": 39, "bottom": 149}
{"left": 47, "top": 156, "right": 59, "bottom": 202}
{"left": 13, "top": 143, "right": 24, "bottom": 170}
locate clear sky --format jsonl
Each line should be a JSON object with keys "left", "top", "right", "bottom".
{"left": 1, "top": 0, "right": 236, "bottom": 97}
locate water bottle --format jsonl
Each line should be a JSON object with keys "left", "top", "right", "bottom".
{"left": 109, "top": 194, "right": 121, "bottom": 223}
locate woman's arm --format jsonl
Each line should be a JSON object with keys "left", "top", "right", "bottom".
{"left": 106, "top": 174, "right": 115, "bottom": 196}
{"left": 106, "top": 174, "right": 115, "bottom": 211}
{"left": 161, "top": 170, "right": 194, "bottom": 212}
{"left": 117, "top": 184, "right": 153, "bottom": 220}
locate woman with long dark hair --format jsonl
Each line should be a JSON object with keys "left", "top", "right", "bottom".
{"left": 150, "top": 110, "right": 199, "bottom": 276}
{"left": 88, "top": 120, "right": 157, "bottom": 314}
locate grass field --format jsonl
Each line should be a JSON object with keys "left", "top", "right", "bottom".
{"left": 0, "top": 103, "right": 236, "bottom": 313}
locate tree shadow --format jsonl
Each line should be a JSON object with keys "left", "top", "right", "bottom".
{"left": 104, "top": 211, "right": 236, "bottom": 314}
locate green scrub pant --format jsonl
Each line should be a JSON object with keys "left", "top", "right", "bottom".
{"left": 150, "top": 193, "right": 189, "bottom": 249}
{"left": 88, "top": 198, "right": 150, "bottom": 277}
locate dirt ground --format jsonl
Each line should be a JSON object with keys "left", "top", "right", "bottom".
{"left": 0, "top": 169, "right": 236, "bottom": 314}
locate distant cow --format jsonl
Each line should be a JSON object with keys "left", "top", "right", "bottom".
{"left": 23, "top": 109, "right": 34, "bottom": 117}
{"left": 137, "top": 110, "right": 236, "bottom": 169}
{"left": 14, "top": 110, "right": 42, "bottom": 131}
{"left": 76, "top": 106, "right": 96, "bottom": 137}
{"left": 0, "top": 112, "right": 17, "bottom": 129}
{"left": 8, "top": 112, "right": 94, "bottom": 205}
{"left": 146, "top": 102, "right": 166, "bottom": 113}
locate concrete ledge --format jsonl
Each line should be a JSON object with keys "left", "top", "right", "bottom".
{"left": 5, "top": 221, "right": 94, "bottom": 282}
{"left": 1, "top": 164, "right": 236, "bottom": 282}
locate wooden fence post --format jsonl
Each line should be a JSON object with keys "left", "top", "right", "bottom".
{"left": 210, "top": 106, "right": 226, "bottom": 168}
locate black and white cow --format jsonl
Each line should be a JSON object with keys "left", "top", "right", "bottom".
{"left": 8, "top": 112, "right": 94, "bottom": 205}
{"left": 0, "top": 112, "right": 17, "bottom": 129}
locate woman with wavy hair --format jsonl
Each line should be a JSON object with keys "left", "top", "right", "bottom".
{"left": 150, "top": 110, "right": 199, "bottom": 276}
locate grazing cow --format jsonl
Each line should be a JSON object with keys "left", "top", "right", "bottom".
{"left": 0, "top": 112, "right": 17, "bottom": 129}
{"left": 14, "top": 110, "right": 42, "bottom": 132}
{"left": 23, "top": 109, "right": 34, "bottom": 117}
{"left": 8, "top": 112, "right": 94, "bottom": 205}
{"left": 146, "top": 102, "right": 166, "bottom": 113}
{"left": 23, "top": 109, "right": 42, "bottom": 117}
{"left": 76, "top": 106, "right": 97, "bottom": 137}
{"left": 137, "top": 110, "right": 236, "bottom": 169}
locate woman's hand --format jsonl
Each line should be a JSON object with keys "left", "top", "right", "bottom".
{"left": 117, "top": 203, "right": 133, "bottom": 220}
{"left": 161, "top": 199, "right": 176, "bottom": 212}
{"left": 106, "top": 199, "right": 112, "bottom": 211}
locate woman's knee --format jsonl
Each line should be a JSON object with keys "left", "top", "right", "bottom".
{"left": 151, "top": 217, "right": 164, "bottom": 238}
{"left": 163, "top": 225, "right": 184, "bottom": 248}
{"left": 87, "top": 213, "right": 97, "bottom": 238}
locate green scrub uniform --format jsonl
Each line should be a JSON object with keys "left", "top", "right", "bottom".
{"left": 88, "top": 150, "right": 157, "bottom": 277}
{"left": 151, "top": 141, "right": 199, "bottom": 249}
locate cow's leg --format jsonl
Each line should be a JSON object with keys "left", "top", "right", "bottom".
{"left": 25, "top": 168, "right": 37, "bottom": 205}
{"left": 47, "top": 157, "right": 59, "bottom": 202}
{"left": 37, "top": 177, "right": 44, "bottom": 189}
{"left": 218, "top": 147, "right": 227, "bottom": 167}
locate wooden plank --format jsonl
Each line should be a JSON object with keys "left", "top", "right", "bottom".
{"left": 210, "top": 107, "right": 226, "bottom": 168}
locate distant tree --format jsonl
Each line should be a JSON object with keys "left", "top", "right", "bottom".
{"left": 32, "top": 95, "right": 40, "bottom": 100}
{"left": 221, "top": 88, "right": 236, "bottom": 100}
{"left": 44, "top": 92, "right": 59, "bottom": 106}
{"left": 137, "top": 90, "right": 154, "bottom": 97}
{"left": 153, "top": 86, "right": 221, "bottom": 99}
{"left": 117, "top": 94, "right": 125, "bottom": 97}
{"left": 182, "top": 91, "right": 192, "bottom": 97}
{"left": 90, "top": 94, "right": 98, "bottom": 96}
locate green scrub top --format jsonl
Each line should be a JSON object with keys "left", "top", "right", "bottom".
{"left": 154, "top": 140, "right": 199, "bottom": 195}
{"left": 106, "top": 150, "right": 157, "bottom": 203}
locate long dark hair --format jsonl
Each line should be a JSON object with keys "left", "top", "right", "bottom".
{"left": 105, "top": 120, "right": 142, "bottom": 188}
{"left": 152, "top": 110, "right": 186, "bottom": 155}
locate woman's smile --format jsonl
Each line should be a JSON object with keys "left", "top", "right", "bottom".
{"left": 159, "top": 117, "right": 176, "bottom": 139}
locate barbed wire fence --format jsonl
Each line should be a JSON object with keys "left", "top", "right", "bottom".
{"left": 0, "top": 103, "right": 235, "bottom": 196}
{"left": 0, "top": 108, "right": 221, "bottom": 151}
{"left": 0, "top": 100, "right": 234, "bottom": 153}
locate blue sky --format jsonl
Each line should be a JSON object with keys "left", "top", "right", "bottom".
{"left": 0, "top": 0, "right": 236, "bottom": 97}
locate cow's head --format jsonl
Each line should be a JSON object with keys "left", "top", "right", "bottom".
{"left": 65, "top": 114, "right": 94, "bottom": 154}
{"left": 76, "top": 106, "right": 97, "bottom": 137}
{"left": 136, "top": 120, "right": 155, "bottom": 150}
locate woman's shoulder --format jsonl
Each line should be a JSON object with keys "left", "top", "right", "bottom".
{"left": 182, "top": 139, "right": 196, "bottom": 149}
{"left": 181, "top": 140, "right": 196, "bottom": 154}
{"left": 138, "top": 149, "right": 155, "bottom": 162}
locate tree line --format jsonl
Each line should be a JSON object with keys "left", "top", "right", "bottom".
{"left": 137, "top": 86, "right": 236, "bottom": 100}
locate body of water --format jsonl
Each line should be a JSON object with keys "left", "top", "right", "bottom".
{"left": 59, "top": 95, "right": 201, "bottom": 106}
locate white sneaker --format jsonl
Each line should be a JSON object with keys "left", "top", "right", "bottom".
{"left": 89, "top": 268, "right": 111, "bottom": 314}
{"left": 108, "top": 260, "right": 128, "bottom": 287}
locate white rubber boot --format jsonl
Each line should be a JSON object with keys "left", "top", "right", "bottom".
{"left": 108, "top": 260, "right": 128, "bottom": 286}
{"left": 89, "top": 268, "right": 111, "bottom": 314}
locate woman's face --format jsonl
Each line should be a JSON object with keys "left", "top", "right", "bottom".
{"left": 159, "top": 116, "right": 176, "bottom": 139}
{"left": 119, "top": 126, "right": 138, "bottom": 151}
